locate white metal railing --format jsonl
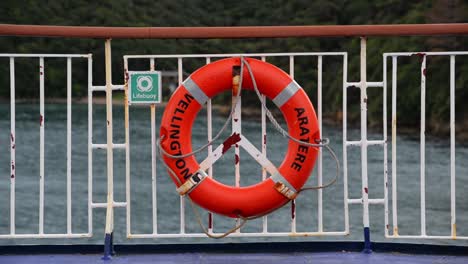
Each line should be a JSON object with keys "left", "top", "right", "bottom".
{"left": 0, "top": 54, "right": 91, "bottom": 238}
{"left": 384, "top": 51, "right": 468, "bottom": 240}
{"left": 122, "top": 52, "right": 349, "bottom": 238}
{"left": 0, "top": 53, "right": 129, "bottom": 239}
{"left": 1, "top": 46, "right": 466, "bottom": 246}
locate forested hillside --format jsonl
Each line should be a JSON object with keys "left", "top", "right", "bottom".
{"left": 1, "top": 0, "right": 468, "bottom": 134}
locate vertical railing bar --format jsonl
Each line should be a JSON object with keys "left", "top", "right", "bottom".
{"left": 177, "top": 57, "right": 185, "bottom": 234}
{"left": 450, "top": 55, "right": 456, "bottom": 238}
{"left": 420, "top": 55, "right": 426, "bottom": 236}
{"left": 383, "top": 55, "right": 389, "bottom": 237}
{"left": 360, "top": 38, "right": 371, "bottom": 253}
{"left": 289, "top": 55, "right": 296, "bottom": 233}
{"left": 261, "top": 56, "right": 268, "bottom": 233}
{"left": 391, "top": 56, "right": 398, "bottom": 236}
{"left": 66, "top": 57, "right": 72, "bottom": 235}
{"left": 317, "top": 55, "right": 323, "bottom": 233}
{"left": 103, "top": 39, "right": 115, "bottom": 259}
{"left": 150, "top": 105, "right": 157, "bottom": 234}
{"left": 178, "top": 58, "right": 183, "bottom": 85}
{"left": 124, "top": 57, "right": 131, "bottom": 237}
{"left": 150, "top": 58, "right": 158, "bottom": 234}
{"left": 206, "top": 57, "right": 214, "bottom": 233}
{"left": 233, "top": 62, "right": 242, "bottom": 233}
{"left": 342, "top": 54, "right": 349, "bottom": 234}
{"left": 289, "top": 55, "right": 295, "bottom": 79}
{"left": 39, "top": 57, "right": 45, "bottom": 235}
{"left": 87, "top": 55, "right": 93, "bottom": 235}
{"left": 9, "top": 57, "right": 16, "bottom": 235}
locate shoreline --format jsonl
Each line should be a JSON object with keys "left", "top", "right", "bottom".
{"left": 2, "top": 96, "right": 467, "bottom": 141}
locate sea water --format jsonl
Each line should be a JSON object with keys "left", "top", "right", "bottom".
{"left": 0, "top": 103, "right": 467, "bottom": 246}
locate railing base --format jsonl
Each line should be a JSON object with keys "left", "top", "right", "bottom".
{"left": 362, "top": 227, "right": 372, "bottom": 254}
{"left": 102, "top": 232, "right": 115, "bottom": 260}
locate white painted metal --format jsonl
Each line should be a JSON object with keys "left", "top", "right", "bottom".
{"left": 360, "top": 38, "right": 370, "bottom": 231}
{"left": 387, "top": 235, "right": 468, "bottom": 240}
{"left": 0, "top": 54, "right": 90, "bottom": 58}
{"left": 92, "top": 143, "right": 126, "bottom": 149}
{"left": 104, "top": 39, "right": 115, "bottom": 237}
{"left": 177, "top": 57, "right": 185, "bottom": 234}
{"left": 342, "top": 54, "right": 350, "bottom": 234}
{"left": 342, "top": 41, "right": 385, "bottom": 237}
{"left": 124, "top": 52, "right": 347, "bottom": 59}
{"left": 233, "top": 86, "right": 242, "bottom": 233}
{"left": 383, "top": 54, "right": 389, "bottom": 237}
{"left": 92, "top": 85, "right": 125, "bottom": 92}
{"left": 345, "top": 140, "right": 385, "bottom": 147}
{"left": 383, "top": 51, "right": 468, "bottom": 240}
{"left": 150, "top": 58, "right": 158, "bottom": 235}
{"left": 128, "top": 231, "right": 348, "bottom": 239}
{"left": 2, "top": 44, "right": 466, "bottom": 242}
{"left": 346, "top": 81, "right": 384, "bottom": 88}
{"left": 39, "top": 57, "right": 45, "bottom": 235}
{"left": 206, "top": 57, "right": 214, "bottom": 234}
{"left": 260, "top": 56, "right": 268, "bottom": 233}
{"left": 289, "top": 55, "right": 297, "bottom": 233}
{"left": 232, "top": 95, "right": 242, "bottom": 189}
{"left": 87, "top": 56, "right": 93, "bottom": 236}
{"left": 348, "top": 198, "right": 385, "bottom": 205}
{"left": 2, "top": 53, "right": 92, "bottom": 239}
{"left": 238, "top": 136, "right": 281, "bottom": 177}
{"left": 0, "top": 233, "right": 91, "bottom": 239}
{"left": 9, "top": 57, "right": 15, "bottom": 235}
{"left": 67, "top": 57, "right": 72, "bottom": 235}
{"left": 317, "top": 55, "right": 323, "bottom": 233}
{"left": 420, "top": 55, "right": 426, "bottom": 237}
{"left": 384, "top": 51, "right": 468, "bottom": 56}
{"left": 391, "top": 55, "right": 398, "bottom": 236}
{"left": 92, "top": 202, "right": 127, "bottom": 208}
{"left": 450, "top": 55, "right": 456, "bottom": 238}
{"left": 367, "top": 82, "right": 384, "bottom": 87}
{"left": 124, "top": 56, "right": 131, "bottom": 237}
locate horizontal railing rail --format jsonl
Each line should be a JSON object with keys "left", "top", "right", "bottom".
{"left": 1, "top": 24, "right": 468, "bottom": 38}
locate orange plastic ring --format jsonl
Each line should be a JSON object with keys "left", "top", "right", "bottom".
{"left": 160, "top": 57, "right": 319, "bottom": 218}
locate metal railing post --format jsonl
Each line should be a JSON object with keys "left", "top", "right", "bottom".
{"left": 206, "top": 57, "right": 214, "bottom": 234}
{"left": 150, "top": 58, "right": 158, "bottom": 235}
{"left": 342, "top": 54, "right": 350, "bottom": 235}
{"left": 420, "top": 55, "right": 427, "bottom": 237}
{"left": 9, "top": 57, "right": 16, "bottom": 236}
{"left": 66, "top": 57, "right": 72, "bottom": 235}
{"left": 39, "top": 57, "right": 45, "bottom": 235}
{"left": 450, "top": 55, "right": 457, "bottom": 239}
{"left": 103, "top": 39, "right": 115, "bottom": 260}
{"left": 360, "top": 37, "right": 372, "bottom": 253}
{"left": 88, "top": 55, "right": 93, "bottom": 237}
{"left": 124, "top": 57, "right": 131, "bottom": 238}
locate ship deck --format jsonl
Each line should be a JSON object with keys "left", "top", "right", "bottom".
{"left": 1, "top": 242, "right": 467, "bottom": 264}
{"left": 2, "top": 251, "right": 468, "bottom": 264}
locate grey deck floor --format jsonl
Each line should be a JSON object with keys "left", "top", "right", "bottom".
{"left": 1, "top": 251, "right": 468, "bottom": 264}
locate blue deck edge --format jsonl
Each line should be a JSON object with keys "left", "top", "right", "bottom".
{"left": 363, "top": 227, "right": 372, "bottom": 253}
{"left": 0, "top": 242, "right": 467, "bottom": 256}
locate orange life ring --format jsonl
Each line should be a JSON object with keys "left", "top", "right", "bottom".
{"left": 159, "top": 57, "right": 319, "bottom": 218}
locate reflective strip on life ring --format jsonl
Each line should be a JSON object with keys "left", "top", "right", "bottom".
{"left": 159, "top": 57, "right": 320, "bottom": 218}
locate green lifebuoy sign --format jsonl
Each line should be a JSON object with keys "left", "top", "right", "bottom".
{"left": 128, "top": 71, "right": 162, "bottom": 104}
